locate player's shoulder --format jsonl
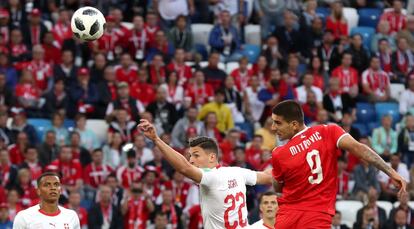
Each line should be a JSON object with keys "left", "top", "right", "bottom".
{"left": 58, "top": 205, "right": 78, "bottom": 217}
{"left": 16, "top": 204, "right": 39, "bottom": 217}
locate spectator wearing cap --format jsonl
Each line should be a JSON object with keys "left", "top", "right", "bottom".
{"left": 114, "top": 53, "right": 139, "bottom": 84}
{"left": 0, "top": 52, "right": 18, "bottom": 91}
{"left": 53, "top": 50, "right": 78, "bottom": 87}
{"left": 125, "top": 15, "right": 148, "bottom": 62}
{"left": 92, "top": 15, "right": 123, "bottom": 62}
{"left": 361, "top": 56, "right": 391, "bottom": 103}
{"left": 316, "top": 29, "right": 342, "bottom": 73}
{"left": 0, "top": 202, "right": 12, "bottom": 228}
{"left": 0, "top": 8, "right": 10, "bottom": 46}
{"left": 201, "top": 52, "right": 227, "bottom": 89}
{"left": 9, "top": 107, "right": 38, "bottom": 145}
{"left": 209, "top": 10, "right": 242, "bottom": 63}
{"left": 197, "top": 88, "right": 234, "bottom": 133}
{"left": 171, "top": 106, "right": 203, "bottom": 149}
{"left": 397, "top": 15, "right": 414, "bottom": 51}
{"left": 398, "top": 114, "right": 414, "bottom": 169}
{"left": 146, "top": 86, "right": 178, "bottom": 134}
{"left": 380, "top": 0, "right": 407, "bottom": 36}
{"left": 106, "top": 82, "right": 144, "bottom": 122}
{"left": 0, "top": 149, "right": 18, "bottom": 189}
{"left": 21, "top": 8, "right": 47, "bottom": 49}
{"left": 68, "top": 67, "right": 99, "bottom": 118}
{"left": 42, "top": 77, "right": 68, "bottom": 118}
{"left": 116, "top": 149, "right": 146, "bottom": 189}
{"left": 9, "top": 28, "right": 30, "bottom": 64}
{"left": 26, "top": 44, "right": 53, "bottom": 92}
{"left": 400, "top": 74, "right": 414, "bottom": 115}
{"left": 392, "top": 37, "right": 414, "bottom": 83}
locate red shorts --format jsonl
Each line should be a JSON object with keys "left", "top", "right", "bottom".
{"left": 275, "top": 209, "right": 333, "bottom": 229}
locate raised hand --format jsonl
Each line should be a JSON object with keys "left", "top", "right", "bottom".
{"left": 138, "top": 119, "right": 158, "bottom": 141}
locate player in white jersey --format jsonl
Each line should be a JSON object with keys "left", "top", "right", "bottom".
{"left": 139, "top": 119, "right": 272, "bottom": 228}
{"left": 249, "top": 192, "right": 278, "bottom": 229}
{"left": 13, "top": 172, "right": 80, "bottom": 229}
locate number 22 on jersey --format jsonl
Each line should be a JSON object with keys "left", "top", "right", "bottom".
{"left": 224, "top": 192, "right": 246, "bottom": 229}
{"left": 306, "top": 150, "right": 323, "bottom": 184}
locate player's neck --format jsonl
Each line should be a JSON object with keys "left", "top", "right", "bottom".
{"left": 207, "top": 162, "right": 219, "bottom": 169}
{"left": 263, "top": 217, "right": 275, "bottom": 229}
{"left": 40, "top": 201, "right": 59, "bottom": 214}
{"left": 292, "top": 125, "right": 307, "bottom": 138}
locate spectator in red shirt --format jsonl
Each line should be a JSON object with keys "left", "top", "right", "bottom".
{"left": 245, "top": 135, "right": 265, "bottom": 170}
{"left": 19, "top": 146, "right": 43, "bottom": 181}
{"left": 114, "top": 53, "right": 139, "bottom": 84}
{"left": 0, "top": 149, "right": 18, "bottom": 189}
{"left": 84, "top": 149, "right": 113, "bottom": 190}
{"left": 148, "top": 54, "right": 167, "bottom": 85}
{"left": 153, "top": 189, "right": 183, "bottom": 228}
{"left": 145, "top": 11, "right": 161, "bottom": 48}
{"left": 109, "top": 8, "right": 129, "bottom": 39}
{"left": 146, "top": 30, "right": 174, "bottom": 62}
{"left": 121, "top": 181, "right": 155, "bottom": 229}
{"left": 252, "top": 55, "right": 271, "bottom": 86}
{"left": 302, "top": 90, "right": 320, "bottom": 124}
{"left": 362, "top": 56, "right": 391, "bottom": 102}
{"left": 308, "top": 55, "right": 326, "bottom": 90}
{"left": 49, "top": 145, "right": 83, "bottom": 194}
{"left": 51, "top": 9, "right": 72, "bottom": 49}
{"left": 42, "top": 32, "right": 62, "bottom": 65}
{"left": 166, "top": 48, "right": 192, "bottom": 86}
{"left": 331, "top": 52, "right": 359, "bottom": 98}
{"left": 67, "top": 191, "right": 88, "bottom": 229}
{"left": 130, "top": 68, "right": 156, "bottom": 107}
{"left": 185, "top": 70, "right": 214, "bottom": 108}
{"left": 377, "top": 38, "right": 394, "bottom": 79}
{"left": 162, "top": 170, "right": 193, "bottom": 209}
{"left": 15, "top": 70, "right": 42, "bottom": 116}
{"left": 392, "top": 37, "right": 414, "bottom": 83}
{"left": 219, "top": 129, "right": 241, "bottom": 165}
{"left": 92, "top": 15, "right": 123, "bottom": 61}
{"left": 337, "top": 156, "right": 350, "bottom": 200}
{"left": 160, "top": 71, "right": 185, "bottom": 110}
{"left": 6, "top": 188, "right": 23, "bottom": 221}
{"left": 230, "top": 57, "right": 253, "bottom": 91}
{"left": 326, "top": 1, "right": 348, "bottom": 41}
{"left": 9, "top": 28, "right": 29, "bottom": 64}
{"left": 7, "top": 131, "right": 28, "bottom": 165}
{"left": 116, "top": 149, "right": 144, "bottom": 189}
{"left": 0, "top": 9, "right": 10, "bottom": 46}
{"left": 126, "top": 15, "right": 148, "bottom": 62}
{"left": 15, "top": 168, "right": 38, "bottom": 208}
{"left": 26, "top": 45, "right": 53, "bottom": 93}
{"left": 380, "top": 0, "right": 407, "bottom": 35}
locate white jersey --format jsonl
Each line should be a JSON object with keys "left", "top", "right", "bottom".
{"left": 248, "top": 219, "right": 273, "bottom": 229}
{"left": 199, "top": 166, "right": 257, "bottom": 229}
{"left": 13, "top": 204, "right": 80, "bottom": 229}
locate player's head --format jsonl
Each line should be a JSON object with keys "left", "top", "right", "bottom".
{"left": 36, "top": 172, "right": 61, "bottom": 203}
{"left": 258, "top": 191, "right": 278, "bottom": 220}
{"left": 188, "top": 136, "right": 219, "bottom": 168}
{"left": 271, "top": 100, "right": 305, "bottom": 140}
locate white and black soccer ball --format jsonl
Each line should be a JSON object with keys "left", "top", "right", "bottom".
{"left": 71, "top": 6, "right": 106, "bottom": 41}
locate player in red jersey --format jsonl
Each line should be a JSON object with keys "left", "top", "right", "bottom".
{"left": 270, "top": 100, "right": 407, "bottom": 229}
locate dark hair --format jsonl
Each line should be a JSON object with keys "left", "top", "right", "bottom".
{"left": 37, "top": 172, "right": 60, "bottom": 186}
{"left": 126, "top": 149, "right": 136, "bottom": 158}
{"left": 215, "top": 88, "right": 226, "bottom": 96}
{"left": 92, "top": 148, "right": 103, "bottom": 154}
{"left": 335, "top": 210, "right": 341, "bottom": 215}
{"left": 258, "top": 191, "right": 277, "bottom": 204}
{"left": 24, "top": 145, "right": 37, "bottom": 153}
{"left": 188, "top": 136, "right": 219, "bottom": 157}
{"left": 272, "top": 100, "right": 304, "bottom": 124}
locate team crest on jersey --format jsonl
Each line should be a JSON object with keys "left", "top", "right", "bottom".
{"left": 64, "top": 223, "right": 69, "bottom": 229}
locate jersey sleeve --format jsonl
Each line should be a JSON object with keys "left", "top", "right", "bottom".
{"left": 12, "top": 212, "right": 26, "bottom": 229}
{"left": 272, "top": 153, "right": 284, "bottom": 181}
{"left": 327, "top": 124, "right": 349, "bottom": 148}
{"left": 199, "top": 168, "right": 217, "bottom": 187}
{"left": 71, "top": 210, "right": 81, "bottom": 229}
{"left": 236, "top": 167, "right": 257, "bottom": 186}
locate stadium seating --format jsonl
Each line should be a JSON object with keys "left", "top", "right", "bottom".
{"left": 343, "top": 8, "right": 360, "bottom": 33}
{"left": 356, "top": 103, "right": 376, "bottom": 124}
{"left": 27, "top": 119, "right": 52, "bottom": 140}
{"left": 350, "top": 26, "right": 375, "bottom": 50}
{"left": 194, "top": 43, "right": 209, "bottom": 60}
{"left": 244, "top": 24, "right": 261, "bottom": 46}
{"left": 199, "top": 61, "right": 226, "bottom": 71}
{"left": 242, "top": 44, "right": 261, "bottom": 63}
{"left": 85, "top": 119, "right": 108, "bottom": 144}
{"left": 120, "top": 22, "right": 133, "bottom": 30}
{"left": 43, "top": 20, "right": 53, "bottom": 31}
{"left": 376, "top": 200, "right": 393, "bottom": 217}
{"left": 374, "top": 102, "right": 401, "bottom": 125}
{"left": 226, "top": 62, "right": 239, "bottom": 74}
{"left": 390, "top": 83, "right": 405, "bottom": 101}
{"left": 63, "top": 119, "right": 76, "bottom": 130}
{"left": 358, "top": 8, "right": 382, "bottom": 28}
{"left": 191, "top": 23, "right": 214, "bottom": 48}
{"left": 352, "top": 123, "right": 369, "bottom": 137}
{"left": 393, "top": 201, "right": 414, "bottom": 209}
{"left": 336, "top": 200, "right": 364, "bottom": 228}
{"left": 316, "top": 7, "right": 330, "bottom": 20}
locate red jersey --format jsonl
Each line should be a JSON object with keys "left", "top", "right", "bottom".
{"left": 42, "top": 44, "right": 62, "bottom": 65}
{"left": 114, "top": 65, "right": 138, "bottom": 83}
{"left": 25, "top": 162, "right": 43, "bottom": 181}
{"left": 230, "top": 68, "right": 253, "bottom": 91}
{"left": 337, "top": 171, "right": 349, "bottom": 199}
{"left": 126, "top": 29, "right": 148, "bottom": 59}
{"left": 15, "top": 83, "right": 41, "bottom": 102}
{"left": 7, "top": 144, "right": 24, "bottom": 165}
{"left": 49, "top": 159, "right": 82, "bottom": 186}
{"left": 65, "top": 205, "right": 88, "bottom": 227}
{"left": 52, "top": 22, "right": 72, "bottom": 49}
{"left": 148, "top": 65, "right": 166, "bottom": 85}
{"left": 145, "top": 25, "right": 160, "bottom": 48}
{"left": 116, "top": 165, "right": 144, "bottom": 189}
{"left": 126, "top": 198, "right": 150, "bottom": 229}
{"left": 26, "top": 61, "right": 52, "bottom": 91}
{"left": 166, "top": 62, "right": 192, "bottom": 85}
{"left": 83, "top": 164, "right": 113, "bottom": 188}
{"left": 361, "top": 68, "right": 390, "bottom": 96}
{"left": 272, "top": 124, "right": 347, "bottom": 215}
{"left": 381, "top": 11, "right": 406, "bottom": 35}
{"left": 331, "top": 66, "right": 359, "bottom": 94}
{"left": 326, "top": 17, "right": 348, "bottom": 40}
{"left": 162, "top": 181, "right": 191, "bottom": 209}
{"left": 245, "top": 146, "right": 263, "bottom": 170}
{"left": 185, "top": 83, "right": 214, "bottom": 106}
{"left": 130, "top": 82, "right": 156, "bottom": 106}
{"left": 20, "top": 183, "right": 38, "bottom": 208}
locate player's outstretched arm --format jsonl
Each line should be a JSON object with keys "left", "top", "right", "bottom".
{"left": 338, "top": 134, "right": 407, "bottom": 198}
{"left": 138, "top": 119, "right": 203, "bottom": 183}
{"left": 256, "top": 169, "right": 273, "bottom": 185}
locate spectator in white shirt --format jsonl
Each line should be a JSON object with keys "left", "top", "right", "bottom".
{"left": 400, "top": 74, "right": 414, "bottom": 115}
{"left": 249, "top": 191, "right": 278, "bottom": 229}
{"left": 378, "top": 154, "right": 410, "bottom": 202}
{"left": 295, "top": 73, "right": 323, "bottom": 105}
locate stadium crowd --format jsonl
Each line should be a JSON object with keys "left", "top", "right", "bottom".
{"left": 2, "top": 0, "right": 414, "bottom": 228}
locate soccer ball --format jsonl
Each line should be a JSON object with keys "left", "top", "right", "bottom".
{"left": 71, "top": 6, "right": 106, "bottom": 41}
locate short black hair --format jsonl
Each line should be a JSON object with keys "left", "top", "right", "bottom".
{"left": 272, "top": 100, "right": 304, "bottom": 124}
{"left": 188, "top": 136, "right": 219, "bottom": 157}
{"left": 258, "top": 191, "right": 277, "bottom": 204}
{"left": 37, "top": 172, "right": 60, "bottom": 186}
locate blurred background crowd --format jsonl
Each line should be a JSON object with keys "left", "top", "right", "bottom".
{"left": 1, "top": 0, "right": 414, "bottom": 228}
